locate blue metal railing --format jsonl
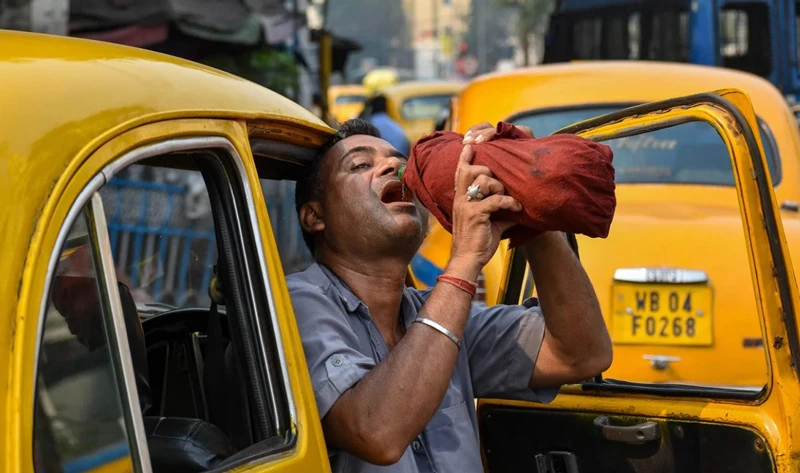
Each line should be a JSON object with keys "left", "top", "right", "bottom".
{"left": 104, "top": 177, "right": 217, "bottom": 306}
{"left": 102, "top": 176, "right": 312, "bottom": 307}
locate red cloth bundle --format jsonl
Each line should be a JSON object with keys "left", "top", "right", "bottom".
{"left": 402, "top": 122, "right": 616, "bottom": 247}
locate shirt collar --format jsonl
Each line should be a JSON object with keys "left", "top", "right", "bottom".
{"left": 316, "top": 263, "right": 420, "bottom": 324}
{"left": 316, "top": 263, "right": 364, "bottom": 313}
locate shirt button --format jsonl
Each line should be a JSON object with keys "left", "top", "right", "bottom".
{"left": 331, "top": 355, "right": 344, "bottom": 367}
{"left": 411, "top": 440, "right": 421, "bottom": 452}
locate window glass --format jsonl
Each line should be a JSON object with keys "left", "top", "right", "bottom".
{"left": 401, "top": 94, "right": 454, "bottom": 120}
{"left": 514, "top": 117, "right": 769, "bottom": 391}
{"left": 561, "top": 7, "right": 690, "bottom": 62}
{"left": 261, "top": 179, "right": 313, "bottom": 275}
{"left": 720, "top": 4, "right": 771, "bottom": 77}
{"left": 335, "top": 94, "right": 367, "bottom": 104}
{"left": 34, "top": 208, "right": 133, "bottom": 473}
{"left": 100, "top": 164, "right": 217, "bottom": 308}
{"left": 511, "top": 106, "right": 781, "bottom": 186}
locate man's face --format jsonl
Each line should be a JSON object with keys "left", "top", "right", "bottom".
{"left": 316, "top": 135, "right": 429, "bottom": 258}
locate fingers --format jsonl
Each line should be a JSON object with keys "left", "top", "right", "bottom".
{"left": 463, "top": 122, "right": 534, "bottom": 144}
{"left": 457, "top": 163, "right": 492, "bottom": 196}
{"left": 471, "top": 174, "right": 505, "bottom": 198}
{"left": 477, "top": 194, "right": 523, "bottom": 213}
{"left": 463, "top": 122, "right": 496, "bottom": 144}
{"left": 455, "top": 145, "right": 474, "bottom": 195}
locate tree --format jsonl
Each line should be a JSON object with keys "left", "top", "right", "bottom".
{"left": 497, "top": 0, "right": 556, "bottom": 66}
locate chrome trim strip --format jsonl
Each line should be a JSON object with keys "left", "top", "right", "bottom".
{"left": 614, "top": 268, "right": 709, "bottom": 284}
{"left": 89, "top": 193, "right": 153, "bottom": 473}
{"left": 34, "top": 173, "right": 106, "bottom": 389}
{"left": 225, "top": 140, "right": 297, "bottom": 434}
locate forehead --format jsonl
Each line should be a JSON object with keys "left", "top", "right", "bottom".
{"left": 327, "top": 134, "right": 399, "bottom": 162}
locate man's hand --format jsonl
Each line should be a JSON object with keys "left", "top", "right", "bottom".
{"left": 461, "top": 121, "right": 534, "bottom": 144}
{"left": 449, "top": 144, "right": 521, "bottom": 278}
{"left": 447, "top": 121, "right": 531, "bottom": 278}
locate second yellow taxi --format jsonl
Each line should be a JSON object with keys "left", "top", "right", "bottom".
{"left": 413, "top": 61, "right": 800, "bottom": 389}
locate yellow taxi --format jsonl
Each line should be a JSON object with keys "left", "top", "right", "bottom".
{"left": 366, "top": 80, "right": 464, "bottom": 144}
{"left": 6, "top": 30, "right": 800, "bottom": 472}
{"left": 328, "top": 84, "right": 368, "bottom": 124}
{"left": 414, "top": 62, "right": 800, "bottom": 390}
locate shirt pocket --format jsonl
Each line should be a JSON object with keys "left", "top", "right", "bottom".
{"left": 427, "top": 401, "right": 482, "bottom": 473}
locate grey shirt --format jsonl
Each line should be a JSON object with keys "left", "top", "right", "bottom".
{"left": 287, "top": 263, "right": 559, "bottom": 473}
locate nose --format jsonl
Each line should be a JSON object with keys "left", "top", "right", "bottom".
{"left": 377, "top": 155, "right": 404, "bottom": 177}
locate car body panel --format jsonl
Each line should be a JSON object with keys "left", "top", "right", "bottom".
{"left": 2, "top": 31, "right": 334, "bottom": 473}
{"left": 477, "top": 89, "right": 800, "bottom": 472}
{"left": 381, "top": 80, "right": 464, "bottom": 144}
{"left": 328, "top": 84, "right": 368, "bottom": 124}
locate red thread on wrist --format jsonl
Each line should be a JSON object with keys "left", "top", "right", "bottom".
{"left": 436, "top": 274, "right": 478, "bottom": 297}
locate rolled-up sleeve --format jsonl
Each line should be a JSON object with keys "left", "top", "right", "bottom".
{"left": 288, "top": 281, "right": 375, "bottom": 418}
{"left": 463, "top": 301, "right": 559, "bottom": 403}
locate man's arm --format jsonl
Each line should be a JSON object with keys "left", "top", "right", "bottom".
{"left": 525, "top": 232, "right": 613, "bottom": 388}
{"left": 321, "top": 145, "right": 521, "bottom": 464}
{"left": 322, "top": 266, "right": 475, "bottom": 464}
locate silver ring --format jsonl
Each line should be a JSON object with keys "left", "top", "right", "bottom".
{"left": 466, "top": 184, "right": 484, "bottom": 201}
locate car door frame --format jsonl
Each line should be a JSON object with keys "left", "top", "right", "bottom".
{"left": 480, "top": 89, "right": 800, "bottom": 471}
{"left": 13, "top": 117, "right": 333, "bottom": 473}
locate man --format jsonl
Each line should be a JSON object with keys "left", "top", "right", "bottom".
{"left": 289, "top": 119, "right": 612, "bottom": 472}
{"left": 364, "top": 94, "right": 410, "bottom": 156}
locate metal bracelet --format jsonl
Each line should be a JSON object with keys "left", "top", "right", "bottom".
{"left": 413, "top": 317, "right": 461, "bottom": 348}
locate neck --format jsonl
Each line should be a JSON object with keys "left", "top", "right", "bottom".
{"left": 317, "top": 249, "right": 409, "bottom": 347}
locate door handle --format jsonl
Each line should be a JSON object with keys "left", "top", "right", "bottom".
{"left": 593, "top": 415, "right": 661, "bottom": 444}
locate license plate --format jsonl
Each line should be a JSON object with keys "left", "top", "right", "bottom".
{"left": 611, "top": 283, "right": 713, "bottom": 346}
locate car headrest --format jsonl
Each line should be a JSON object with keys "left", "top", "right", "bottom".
{"left": 144, "top": 417, "right": 236, "bottom": 473}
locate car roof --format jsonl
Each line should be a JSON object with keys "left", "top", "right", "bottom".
{"left": 1, "top": 31, "right": 332, "bottom": 173}
{"left": 454, "top": 61, "right": 794, "bottom": 134}
{"left": 382, "top": 80, "right": 464, "bottom": 100}
{"left": 0, "top": 31, "right": 334, "bottom": 296}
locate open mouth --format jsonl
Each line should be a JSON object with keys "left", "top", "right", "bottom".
{"left": 380, "top": 180, "right": 412, "bottom": 205}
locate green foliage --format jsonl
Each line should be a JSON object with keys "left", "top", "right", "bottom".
{"left": 201, "top": 49, "right": 299, "bottom": 97}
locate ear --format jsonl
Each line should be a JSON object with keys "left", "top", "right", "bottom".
{"left": 299, "top": 202, "right": 325, "bottom": 236}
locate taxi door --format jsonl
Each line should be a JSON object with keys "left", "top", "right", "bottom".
{"left": 479, "top": 89, "right": 800, "bottom": 472}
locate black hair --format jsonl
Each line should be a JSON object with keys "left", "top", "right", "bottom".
{"left": 295, "top": 118, "right": 382, "bottom": 255}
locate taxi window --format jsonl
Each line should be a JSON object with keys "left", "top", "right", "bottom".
{"left": 335, "top": 94, "right": 367, "bottom": 104}
{"left": 34, "top": 208, "right": 133, "bottom": 473}
{"left": 401, "top": 94, "right": 453, "bottom": 120}
{"left": 260, "top": 179, "right": 313, "bottom": 276}
{"left": 515, "top": 118, "right": 770, "bottom": 393}
{"left": 35, "top": 141, "right": 297, "bottom": 472}
{"left": 511, "top": 106, "right": 781, "bottom": 186}
{"left": 99, "top": 165, "right": 216, "bottom": 308}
